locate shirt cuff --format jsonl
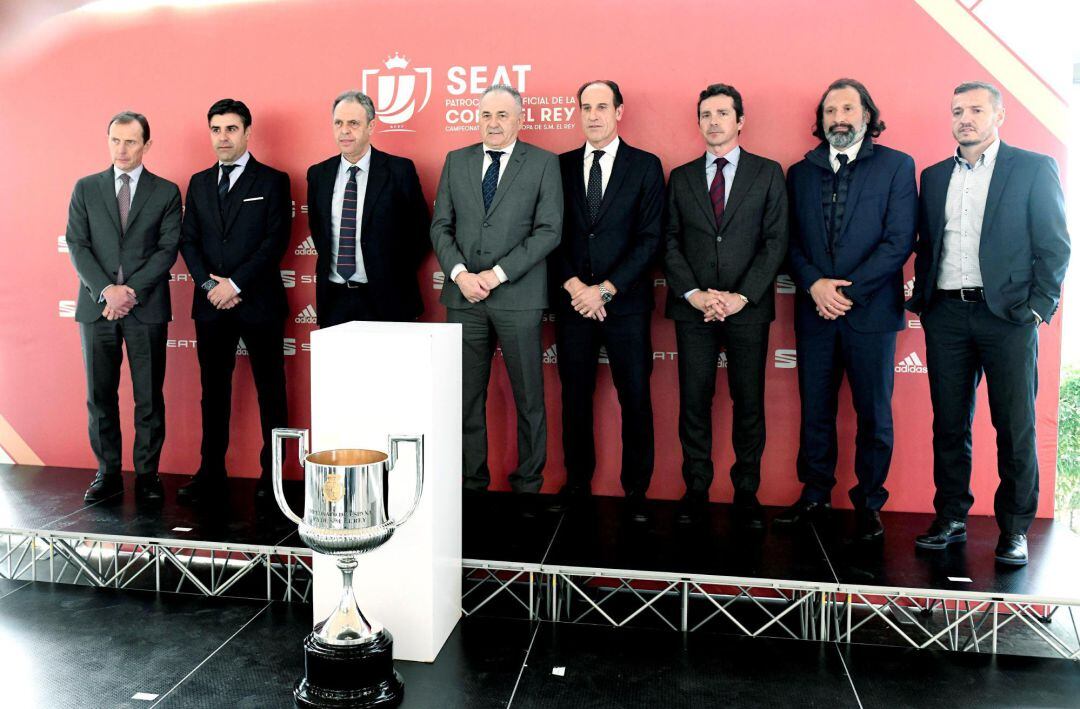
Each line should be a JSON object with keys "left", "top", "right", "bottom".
{"left": 98, "top": 285, "right": 110, "bottom": 303}
{"left": 684, "top": 288, "right": 700, "bottom": 300}
{"left": 1032, "top": 308, "right": 1043, "bottom": 325}
{"left": 493, "top": 265, "right": 509, "bottom": 284}
{"left": 229, "top": 278, "right": 241, "bottom": 294}
{"left": 450, "top": 264, "right": 467, "bottom": 282}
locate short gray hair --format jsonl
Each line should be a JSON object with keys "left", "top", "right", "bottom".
{"left": 480, "top": 84, "right": 523, "bottom": 114}
{"left": 954, "top": 81, "right": 1003, "bottom": 109}
{"left": 332, "top": 90, "right": 375, "bottom": 122}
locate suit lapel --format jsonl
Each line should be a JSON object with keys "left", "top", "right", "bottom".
{"left": 224, "top": 158, "right": 259, "bottom": 232}
{"left": 487, "top": 143, "right": 525, "bottom": 215}
{"left": 719, "top": 152, "right": 760, "bottom": 233}
{"left": 468, "top": 145, "right": 486, "bottom": 214}
{"left": 568, "top": 147, "right": 589, "bottom": 227}
{"left": 594, "top": 143, "right": 629, "bottom": 224}
{"left": 927, "top": 161, "right": 951, "bottom": 266}
{"left": 97, "top": 168, "right": 122, "bottom": 236}
{"left": 689, "top": 155, "right": 715, "bottom": 227}
{"left": 318, "top": 159, "right": 337, "bottom": 243}
{"left": 980, "top": 142, "right": 1013, "bottom": 248}
{"left": 361, "top": 148, "right": 388, "bottom": 238}
{"left": 125, "top": 170, "right": 157, "bottom": 232}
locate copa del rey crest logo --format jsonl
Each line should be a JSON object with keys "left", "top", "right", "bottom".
{"left": 362, "top": 52, "right": 432, "bottom": 132}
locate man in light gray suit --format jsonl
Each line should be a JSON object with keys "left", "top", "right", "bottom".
{"left": 66, "top": 111, "right": 182, "bottom": 504}
{"left": 431, "top": 84, "right": 563, "bottom": 494}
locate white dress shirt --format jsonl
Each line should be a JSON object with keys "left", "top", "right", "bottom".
{"left": 829, "top": 137, "right": 864, "bottom": 173}
{"left": 450, "top": 141, "right": 518, "bottom": 284}
{"left": 113, "top": 163, "right": 144, "bottom": 201}
{"left": 217, "top": 150, "right": 250, "bottom": 191}
{"left": 582, "top": 136, "right": 620, "bottom": 197}
{"left": 329, "top": 149, "right": 372, "bottom": 284}
{"left": 937, "top": 138, "right": 1000, "bottom": 290}
{"left": 685, "top": 146, "right": 741, "bottom": 299}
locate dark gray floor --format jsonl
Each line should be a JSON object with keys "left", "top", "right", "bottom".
{"left": 0, "top": 582, "right": 1077, "bottom": 709}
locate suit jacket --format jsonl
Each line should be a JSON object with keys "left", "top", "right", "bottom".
{"left": 663, "top": 150, "right": 789, "bottom": 324}
{"left": 306, "top": 147, "right": 431, "bottom": 321}
{"left": 66, "top": 166, "right": 182, "bottom": 324}
{"left": 550, "top": 140, "right": 664, "bottom": 316}
{"left": 430, "top": 141, "right": 563, "bottom": 310}
{"left": 180, "top": 156, "right": 292, "bottom": 324}
{"left": 907, "top": 141, "right": 1070, "bottom": 325}
{"left": 787, "top": 140, "right": 917, "bottom": 333}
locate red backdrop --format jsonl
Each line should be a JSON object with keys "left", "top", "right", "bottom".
{"left": 0, "top": 0, "right": 1066, "bottom": 516}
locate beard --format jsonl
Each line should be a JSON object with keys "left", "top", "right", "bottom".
{"left": 826, "top": 121, "right": 867, "bottom": 150}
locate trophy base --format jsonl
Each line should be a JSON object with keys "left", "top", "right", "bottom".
{"left": 293, "top": 629, "right": 403, "bottom": 708}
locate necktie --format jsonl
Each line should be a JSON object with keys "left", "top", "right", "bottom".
{"left": 337, "top": 165, "right": 360, "bottom": 281}
{"left": 117, "top": 173, "right": 131, "bottom": 284}
{"left": 829, "top": 154, "right": 850, "bottom": 252}
{"left": 482, "top": 150, "right": 503, "bottom": 212}
{"left": 709, "top": 157, "right": 728, "bottom": 230}
{"left": 586, "top": 150, "right": 605, "bottom": 223}
{"left": 218, "top": 164, "right": 238, "bottom": 215}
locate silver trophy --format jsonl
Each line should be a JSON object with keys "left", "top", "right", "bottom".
{"left": 273, "top": 427, "right": 424, "bottom": 709}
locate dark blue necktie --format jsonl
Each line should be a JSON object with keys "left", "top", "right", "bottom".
{"left": 337, "top": 165, "right": 360, "bottom": 281}
{"left": 586, "top": 150, "right": 604, "bottom": 223}
{"left": 482, "top": 150, "right": 503, "bottom": 212}
{"left": 218, "top": 164, "right": 238, "bottom": 216}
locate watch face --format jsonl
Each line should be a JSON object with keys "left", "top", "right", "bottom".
{"left": 601, "top": 291, "right": 613, "bottom": 303}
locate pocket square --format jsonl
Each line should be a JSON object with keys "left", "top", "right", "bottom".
{"left": 242, "top": 196, "right": 264, "bottom": 202}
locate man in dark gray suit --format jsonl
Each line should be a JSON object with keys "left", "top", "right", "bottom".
{"left": 908, "top": 81, "right": 1070, "bottom": 565}
{"left": 664, "top": 84, "right": 788, "bottom": 527}
{"left": 65, "top": 111, "right": 182, "bottom": 503}
{"left": 431, "top": 84, "right": 563, "bottom": 494}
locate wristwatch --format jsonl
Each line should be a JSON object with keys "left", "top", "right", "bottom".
{"left": 598, "top": 284, "right": 614, "bottom": 303}
{"left": 201, "top": 279, "right": 216, "bottom": 293}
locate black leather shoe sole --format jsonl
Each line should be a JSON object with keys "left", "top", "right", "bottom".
{"left": 914, "top": 531, "right": 967, "bottom": 550}
{"left": 84, "top": 479, "right": 123, "bottom": 503}
{"left": 994, "top": 552, "right": 1028, "bottom": 566}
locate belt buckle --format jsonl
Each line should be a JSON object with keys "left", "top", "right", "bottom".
{"left": 345, "top": 280, "right": 360, "bottom": 289}
{"left": 960, "top": 288, "right": 978, "bottom": 302}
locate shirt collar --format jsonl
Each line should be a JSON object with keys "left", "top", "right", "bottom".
{"left": 583, "top": 136, "right": 620, "bottom": 160}
{"left": 340, "top": 147, "right": 372, "bottom": 172}
{"left": 830, "top": 137, "right": 864, "bottom": 165}
{"left": 482, "top": 140, "right": 516, "bottom": 159}
{"left": 220, "top": 150, "right": 251, "bottom": 169}
{"left": 707, "top": 145, "right": 740, "bottom": 168}
{"left": 114, "top": 163, "right": 145, "bottom": 183}
{"left": 954, "top": 137, "right": 1001, "bottom": 169}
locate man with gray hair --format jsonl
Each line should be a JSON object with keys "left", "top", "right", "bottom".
{"left": 306, "top": 90, "right": 430, "bottom": 326}
{"left": 431, "top": 84, "right": 563, "bottom": 495}
{"left": 908, "top": 81, "right": 1070, "bottom": 565}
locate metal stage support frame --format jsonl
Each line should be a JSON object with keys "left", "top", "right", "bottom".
{"left": 460, "top": 560, "right": 1080, "bottom": 661}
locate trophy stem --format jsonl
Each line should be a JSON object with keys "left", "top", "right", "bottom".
{"left": 314, "top": 555, "right": 379, "bottom": 645}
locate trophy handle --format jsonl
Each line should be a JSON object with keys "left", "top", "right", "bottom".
{"left": 387, "top": 434, "right": 425, "bottom": 529}
{"left": 272, "top": 427, "right": 308, "bottom": 526}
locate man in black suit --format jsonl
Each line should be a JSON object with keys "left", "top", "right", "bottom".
{"left": 780, "top": 79, "right": 917, "bottom": 542}
{"left": 306, "top": 91, "right": 430, "bottom": 326}
{"left": 664, "top": 84, "right": 788, "bottom": 527}
{"left": 66, "top": 111, "right": 182, "bottom": 503}
{"left": 548, "top": 80, "right": 664, "bottom": 520}
{"left": 178, "top": 99, "right": 291, "bottom": 501}
{"left": 908, "top": 82, "right": 1070, "bottom": 565}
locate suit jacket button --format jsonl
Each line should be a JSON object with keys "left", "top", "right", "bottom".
{"left": 483, "top": 222, "right": 490, "bottom": 228}
{"left": 716, "top": 236, "right": 723, "bottom": 242}
{"left": 588, "top": 233, "right": 596, "bottom": 239}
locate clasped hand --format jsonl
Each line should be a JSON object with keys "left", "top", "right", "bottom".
{"left": 102, "top": 284, "right": 137, "bottom": 320}
{"left": 564, "top": 277, "right": 608, "bottom": 321}
{"left": 207, "top": 274, "right": 242, "bottom": 310}
{"left": 688, "top": 289, "right": 747, "bottom": 322}
{"left": 455, "top": 269, "right": 501, "bottom": 304}
{"left": 809, "top": 278, "right": 853, "bottom": 320}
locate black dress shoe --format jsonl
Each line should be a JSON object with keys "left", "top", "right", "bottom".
{"left": 177, "top": 474, "right": 227, "bottom": 503}
{"left": 84, "top": 474, "right": 123, "bottom": 503}
{"left": 995, "top": 533, "right": 1028, "bottom": 566}
{"left": 914, "top": 518, "right": 967, "bottom": 550}
{"left": 855, "top": 509, "right": 885, "bottom": 541}
{"left": 774, "top": 499, "right": 831, "bottom": 525}
{"left": 547, "top": 484, "right": 589, "bottom": 512}
{"left": 733, "top": 495, "right": 765, "bottom": 530}
{"left": 135, "top": 474, "right": 165, "bottom": 502}
{"left": 676, "top": 491, "right": 708, "bottom": 524}
{"left": 626, "top": 493, "right": 650, "bottom": 524}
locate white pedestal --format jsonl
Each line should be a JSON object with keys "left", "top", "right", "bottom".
{"left": 309, "top": 321, "right": 461, "bottom": 662}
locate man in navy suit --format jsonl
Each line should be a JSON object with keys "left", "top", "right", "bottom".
{"left": 779, "top": 79, "right": 917, "bottom": 541}
{"left": 548, "top": 80, "right": 664, "bottom": 520}
{"left": 907, "top": 82, "right": 1070, "bottom": 565}
{"left": 178, "top": 99, "right": 291, "bottom": 501}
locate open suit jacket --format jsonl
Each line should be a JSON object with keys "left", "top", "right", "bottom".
{"left": 906, "top": 141, "right": 1070, "bottom": 324}
{"left": 66, "top": 167, "right": 182, "bottom": 323}
{"left": 306, "top": 147, "right": 431, "bottom": 322}
{"left": 430, "top": 141, "right": 563, "bottom": 309}
{"left": 549, "top": 140, "right": 664, "bottom": 316}
{"left": 664, "top": 150, "right": 789, "bottom": 323}
{"left": 180, "top": 156, "right": 291, "bottom": 324}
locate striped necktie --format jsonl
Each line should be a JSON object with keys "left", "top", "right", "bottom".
{"left": 337, "top": 165, "right": 360, "bottom": 280}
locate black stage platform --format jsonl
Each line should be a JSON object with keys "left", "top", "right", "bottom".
{"left": 0, "top": 581, "right": 1076, "bottom": 708}
{"left": 3, "top": 465, "right": 1080, "bottom": 660}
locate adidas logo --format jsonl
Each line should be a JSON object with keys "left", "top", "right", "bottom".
{"left": 716, "top": 351, "right": 728, "bottom": 369}
{"left": 542, "top": 345, "right": 557, "bottom": 364}
{"left": 57, "top": 235, "right": 69, "bottom": 253}
{"left": 236, "top": 337, "right": 249, "bottom": 356}
{"left": 895, "top": 351, "right": 927, "bottom": 374}
{"left": 904, "top": 278, "right": 915, "bottom": 298}
{"left": 58, "top": 300, "right": 76, "bottom": 318}
{"left": 295, "top": 304, "right": 318, "bottom": 324}
{"left": 294, "top": 236, "right": 317, "bottom": 256}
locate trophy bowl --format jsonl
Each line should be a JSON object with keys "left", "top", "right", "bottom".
{"left": 273, "top": 428, "right": 424, "bottom": 708}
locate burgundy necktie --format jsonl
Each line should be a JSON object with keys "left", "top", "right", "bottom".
{"left": 709, "top": 157, "right": 728, "bottom": 230}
